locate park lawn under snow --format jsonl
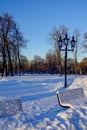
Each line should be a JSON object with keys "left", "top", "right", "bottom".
{"left": 0, "top": 74, "right": 87, "bottom": 130}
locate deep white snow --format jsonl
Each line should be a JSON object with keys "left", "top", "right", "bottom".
{"left": 0, "top": 74, "right": 87, "bottom": 130}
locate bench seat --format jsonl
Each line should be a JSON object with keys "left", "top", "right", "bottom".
{"left": 0, "top": 98, "right": 23, "bottom": 117}
{"left": 56, "top": 88, "right": 86, "bottom": 108}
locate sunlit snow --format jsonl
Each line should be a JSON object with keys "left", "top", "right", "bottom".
{"left": 0, "top": 74, "right": 87, "bottom": 130}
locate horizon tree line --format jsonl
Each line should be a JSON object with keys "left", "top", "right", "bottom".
{"left": 0, "top": 12, "right": 87, "bottom": 76}
{"left": 29, "top": 52, "right": 87, "bottom": 75}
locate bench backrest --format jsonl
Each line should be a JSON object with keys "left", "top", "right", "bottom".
{"left": 0, "top": 98, "right": 23, "bottom": 117}
{"left": 58, "top": 88, "right": 84, "bottom": 104}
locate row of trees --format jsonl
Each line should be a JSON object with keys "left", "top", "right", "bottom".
{"left": 0, "top": 13, "right": 87, "bottom": 76}
{"left": 29, "top": 52, "right": 87, "bottom": 75}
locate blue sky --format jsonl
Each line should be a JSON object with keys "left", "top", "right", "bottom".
{"left": 0, "top": 0, "right": 87, "bottom": 61}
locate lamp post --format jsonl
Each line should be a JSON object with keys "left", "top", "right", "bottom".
{"left": 57, "top": 33, "right": 76, "bottom": 88}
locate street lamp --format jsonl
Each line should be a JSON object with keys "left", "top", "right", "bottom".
{"left": 57, "top": 33, "right": 76, "bottom": 88}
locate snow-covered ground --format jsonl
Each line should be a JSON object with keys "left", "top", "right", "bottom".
{"left": 0, "top": 74, "right": 87, "bottom": 130}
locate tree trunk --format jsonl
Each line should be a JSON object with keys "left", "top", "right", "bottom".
{"left": 18, "top": 51, "right": 21, "bottom": 76}
{"left": 56, "top": 48, "right": 62, "bottom": 76}
{"left": 6, "top": 45, "right": 13, "bottom": 76}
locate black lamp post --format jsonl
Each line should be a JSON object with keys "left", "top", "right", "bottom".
{"left": 57, "top": 33, "right": 76, "bottom": 88}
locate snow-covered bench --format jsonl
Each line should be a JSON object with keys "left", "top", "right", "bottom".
{"left": 0, "top": 98, "right": 23, "bottom": 117}
{"left": 56, "top": 88, "right": 85, "bottom": 108}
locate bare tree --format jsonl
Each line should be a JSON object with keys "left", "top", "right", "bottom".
{"left": 73, "top": 28, "right": 80, "bottom": 77}
{"left": 83, "top": 32, "right": 87, "bottom": 50}
{"left": 0, "top": 13, "right": 15, "bottom": 76}
{"left": 12, "top": 23, "right": 27, "bottom": 76}
{"left": 45, "top": 49, "right": 57, "bottom": 74}
{"left": 80, "top": 58, "right": 87, "bottom": 74}
{"left": 48, "top": 25, "right": 68, "bottom": 76}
